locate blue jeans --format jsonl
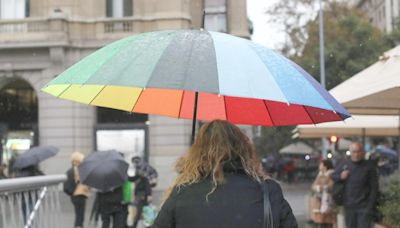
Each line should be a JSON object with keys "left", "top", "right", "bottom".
{"left": 344, "top": 207, "right": 372, "bottom": 228}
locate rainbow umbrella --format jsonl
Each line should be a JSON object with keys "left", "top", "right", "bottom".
{"left": 41, "top": 30, "right": 350, "bottom": 141}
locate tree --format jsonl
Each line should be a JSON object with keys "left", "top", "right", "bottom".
{"left": 292, "top": 2, "right": 391, "bottom": 89}
{"left": 255, "top": 1, "right": 394, "bottom": 155}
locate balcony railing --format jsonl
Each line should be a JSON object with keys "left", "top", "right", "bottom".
{"left": 0, "top": 175, "right": 66, "bottom": 228}
{"left": 0, "top": 15, "right": 191, "bottom": 45}
{"left": 0, "top": 18, "right": 49, "bottom": 33}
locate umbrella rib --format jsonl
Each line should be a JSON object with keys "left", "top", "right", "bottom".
{"left": 56, "top": 84, "right": 72, "bottom": 98}
{"left": 223, "top": 96, "right": 229, "bottom": 121}
{"left": 130, "top": 87, "right": 145, "bottom": 112}
{"left": 302, "top": 105, "right": 316, "bottom": 125}
{"left": 177, "top": 90, "right": 185, "bottom": 119}
{"left": 88, "top": 85, "right": 107, "bottom": 105}
{"left": 263, "top": 100, "right": 275, "bottom": 126}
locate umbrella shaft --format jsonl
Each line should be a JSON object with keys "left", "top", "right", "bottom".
{"left": 191, "top": 91, "right": 199, "bottom": 145}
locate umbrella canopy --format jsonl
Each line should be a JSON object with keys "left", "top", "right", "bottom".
{"left": 330, "top": 45, "right": 400, "bottom": 115}
{"left": 78, "top": 150, "right": 129, "bottom": 192}
{"left": 42, "top": 30, "right": 350, "bottom": 126}
{"left": 376, "top": 145, "right": 398, "bottom": 158}
{"left": 294, "top": 115, "right": 400, "bottom": 138}
{"left": 13, "top": 146, "right": 59, "bottom": 169}
{"left": 279, "top": 142, "right": 314, "bottom": 155}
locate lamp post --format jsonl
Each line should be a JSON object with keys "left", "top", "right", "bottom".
{"left": 319, "top": 0, "right": 327, "bottom": 159}
{"left": 319, "top": 0, "right": 326, "bottom": 89}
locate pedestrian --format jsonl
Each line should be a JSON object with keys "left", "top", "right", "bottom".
{"left": 14, "top": 164, "right": 44, "bottom": 224}
{"left": 331, "top": 142, "right": 378, "bottom": 228}
{"left": 0, "top": 164, "right": 7, "bottom": 179}
{"left": 131, "top": 156, "right": 158, "bottom": 188}
{"left": 98, "top": 186, "right": 125, "bottom": 228}
{"left": 15, "top": 164, "right": 44, "bottom": 177}
{"left": 129, "top": 170, "right": 152, "bottom": 228}
{"left": 284, "top": 159, "right": 295, "bottom": 183}
{"left": 310, "top": 160, "right": 336, "bottom": 227}
{"left": 152, "top": 120, "right": 297, "bottom": 228}
{"left": 68, "top": 151, "right": 90, "bottom": 228}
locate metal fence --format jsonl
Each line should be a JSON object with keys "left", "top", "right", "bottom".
{"left": 0, "top": 175, "right": 66, "bottom": 228}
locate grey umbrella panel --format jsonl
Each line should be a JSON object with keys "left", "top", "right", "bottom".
{"left": 78, "top": 150, "right": 129, "bottom": 192}
{"left": 13, "top": 146, "right": 59, "bottom": 169}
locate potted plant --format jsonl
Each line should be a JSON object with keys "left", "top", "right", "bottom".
{"left": 378, "top": 171, "right": 400, "bottom": 228}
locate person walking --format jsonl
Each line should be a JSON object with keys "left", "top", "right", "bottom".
{"left": 69, "top": 152, "right": 90, "bottom": 228}
{"left": 152, "top": 120, "right": 297, "bottom": 228}
{"left": 98, "top": 186, "right": 125, "bottom": 228}
{"left": 131, "top": 156, "right": 158, "bottom": 188}
{"left": 15, "top": 164, "right": 44, "bottom": 224}
{"left": 310, "top": 160, "right": 336, "bottom": 228}
{"left": 129, "top": 170, "right": 152, "bottom": 228}
{"left": 331, "top": 142, "right": 378, "bottom": 228}
{"left": 0, "top": 164, "right": 7, "bottom": 179}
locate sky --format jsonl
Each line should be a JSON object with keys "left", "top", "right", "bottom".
{"left": 247, "top": 0, "right": 285, "bottom": 50}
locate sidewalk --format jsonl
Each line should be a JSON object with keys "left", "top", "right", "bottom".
{"left": 57, "top": 182, "right": 310, "bottom": 228}
{"left": 59, "top": 191, "right": 164, "bottom": 228}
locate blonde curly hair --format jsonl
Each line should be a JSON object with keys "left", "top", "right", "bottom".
{"left": 71, "top": 151, "right": 85, "bottom": 166}
{"left": 163, "top": 120, "right": 267, "bottom": 201}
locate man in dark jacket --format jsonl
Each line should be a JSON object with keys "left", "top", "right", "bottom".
{"left": 331, "top": 142, "right": 378, "bottom": 228}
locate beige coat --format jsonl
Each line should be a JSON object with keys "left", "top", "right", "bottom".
{"left": 310, "top": 169, "right": 336, "bottom": 224}
{"left": 72, "top": 166, "right": 90, "bottom": 197}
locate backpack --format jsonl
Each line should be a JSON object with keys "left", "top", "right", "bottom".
{"left": 63, "top": 168, "right": 77, "bottom": 196}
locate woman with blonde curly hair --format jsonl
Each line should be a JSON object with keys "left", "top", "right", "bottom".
{"left": 69, "top": 151, "right": 90, "bottom": 228}
{"left": 152, "top": 120, "right": 297, "bottom": 228}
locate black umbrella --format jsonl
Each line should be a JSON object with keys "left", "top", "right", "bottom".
{"left": 78, "top": 150, "right": 128, "bottom": 192}
{"left": 13, "top": 146, "right": 59, "bottom": 169}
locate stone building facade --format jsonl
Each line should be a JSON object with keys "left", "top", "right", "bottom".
{"left": 0, "top": 0, "right": 250, "bottom": 190}
{"left": 351, "top": 0, "right": 400, "bottom": 33}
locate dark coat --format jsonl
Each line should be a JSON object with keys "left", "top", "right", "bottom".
{"left": 331, "top": 159, "right": 378, "bottom": 210}
{"left": 128, "top": 175, "right": 152, "bottom": 199}
{"left": 152, "top": 171, "right": 297, "bottom": 228}
{"left": 97, "top": 186, "right": 123, "bottom": 213}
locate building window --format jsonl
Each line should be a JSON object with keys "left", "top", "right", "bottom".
{"left": 204, "top": 0, "right": 227, "bottom": 32}
{"left": 106, "top": 0, "right": 133, "bottom": 17}
{"left": 0, "top": 0, "right": 29, "bottom": 19}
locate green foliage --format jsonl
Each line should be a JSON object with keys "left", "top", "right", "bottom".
{"left": 268, "top": 1, "right": 399, "bottom": 90}
{"left": 291, "top": 2, "right": 390, "bottom": 89}
{"left": 254, "top": 126, "right": 295, "bottom": 157}
{"left": 259, "top": 2, "right": 400, "bottom": 153}
{"left": 378, "top": 172, "right": 400, "bottom": 226}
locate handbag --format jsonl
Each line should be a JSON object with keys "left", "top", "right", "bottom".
{"left": 142, "top": 204, "right": 157, "bottom": 227}
{"left": 262, "top": 181, "right": 274, "bottom": 228}
{"left": 63, "top": 168, "right": 77, "bottom": 196}
{"left": 332, "top": 164, "right": 347, "bottom": 206}
{"left": 332, "top": 181, "right": 345, "bottom": 206}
